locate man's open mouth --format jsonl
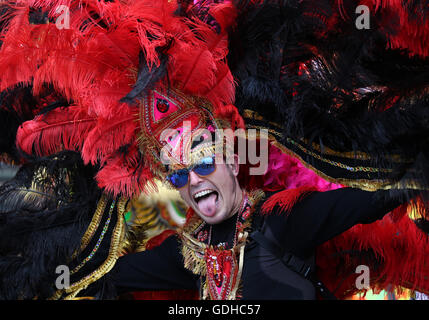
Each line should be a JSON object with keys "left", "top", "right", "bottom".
{"left": 193, "top": 189, "right": 219, "bottom": 217}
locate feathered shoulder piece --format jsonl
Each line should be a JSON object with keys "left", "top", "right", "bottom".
{"left": 229, "top": 0, "right": 429, "bottom": 204}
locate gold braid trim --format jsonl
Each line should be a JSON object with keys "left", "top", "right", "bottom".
{"left": 64, "top": 198, "right": 127, "bottom": 299}
{"left": 245, "top": 116, "right": 426, "bottom": 190}
{"left": 297, "top": 138, "right": 413, "bottom": 163}
{"left": 49, "top": 197, "right": 127, "bottom": 300}
{"left": 180, "top": 231, "right": 208, "bottom": 276}
{"left": 242, "top": 109, "right": 283, "bottom": 129}
{"left": 272, "top": 140, "right": 429, "bottom": 191}
{"left": 179, "top": 210, "right": 210, "bottom": 275}
{"left": 243, "top": 109, "right": 413, "bottom": 163}
{"left": 241, "top": 125, "right": 392, "bottom": 176}
{"left": 72, "top": 194, "right": 107, "bottom": 259}
{"left": 283, "top": 138, "right": 391, "bottom": 173}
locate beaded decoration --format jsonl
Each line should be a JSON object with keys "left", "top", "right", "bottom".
{"left": 70, "top": 200, "right": 116, "bottom": 275}
{"left": 179, "top": 191, "right": 264, "bottom": 300}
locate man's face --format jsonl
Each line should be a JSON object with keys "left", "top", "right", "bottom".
{"left": 177, "top": 155, "right": 242, "bottom": 225}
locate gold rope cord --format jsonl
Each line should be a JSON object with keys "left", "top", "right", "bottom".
{"left": 226, "top": 119, "right": 425, "bottom": 191}
{"left": 180, "top": 230, "right": 208, "bottom": 275}
{"left": 49, "top": 196, "right": 127, "bottom": 300}
{"left": 63, "top": 197, "right": 127, "bottom": 299}
{"left": 71, "top": 194, "right": 108, "bottom": 259}
{"left": 70, "top": 199, "right": 117, "bottom": 275}
{"left": 243, "top": 109, "right": 413, "bottom": 163}
{"left": 272, "top": 140, "right": 428, "bottom": 191}
{"left": 294, "top": 138, "right": 413, "bottom": 163}
{"left": 283, "top": 138, "right": 392, "bottom": 173}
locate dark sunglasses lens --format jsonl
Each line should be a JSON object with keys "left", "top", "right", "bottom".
{"left": 168, "top": 169, "right": 189, "bottom": 188}
{"left": 193, "top": 157, "right": 215, "bottom": 176}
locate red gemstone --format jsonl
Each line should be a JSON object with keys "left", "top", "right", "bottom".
{"left": 241, "top": 208, "right": 251, "bottom": 220}
{"left": 197, "top": 230, "right": 208, "bottom": 242}
{"left": 156, "top": 99, "right": 169, "bottom": 113}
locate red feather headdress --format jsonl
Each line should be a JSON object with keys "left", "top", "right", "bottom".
{"left": 0, "top": 0, "right": 238, "bottom": 197}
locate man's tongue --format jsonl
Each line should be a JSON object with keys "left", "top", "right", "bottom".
{"left": 197, "top": 192, "right": 218, "bottom": 217}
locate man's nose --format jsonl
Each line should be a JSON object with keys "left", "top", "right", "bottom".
{"left": 188, "top": 170, "right": 204, "bottom": 186}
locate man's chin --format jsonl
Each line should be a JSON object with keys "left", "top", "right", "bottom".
{"left": 197, "top": 210, "right": 225, "bottom": 225}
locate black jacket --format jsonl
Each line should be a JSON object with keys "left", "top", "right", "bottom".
{"left": 112, "top": 188, "right": 402, "bottom": 299}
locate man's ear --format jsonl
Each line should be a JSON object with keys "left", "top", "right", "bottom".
{"left": 228, "top": 154, "right": 240, "bottom": 177}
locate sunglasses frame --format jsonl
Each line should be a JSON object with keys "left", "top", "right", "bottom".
{"left": 166, "top": 156, "right": 217, "bottom": 189}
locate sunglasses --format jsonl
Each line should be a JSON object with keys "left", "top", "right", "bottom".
{"left": 166, "top": 156, "right": 216, "bottom": 189}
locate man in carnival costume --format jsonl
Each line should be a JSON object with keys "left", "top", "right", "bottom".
{"left": 0, "top": 0, "right": 429, "bottom": 300}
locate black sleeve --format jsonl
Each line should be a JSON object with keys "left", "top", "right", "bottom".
{"left": 264, "top": 188, "right": 404, "bottom": 256}
{"left": 111, "top": 234, "right": 199, "bottom": 294}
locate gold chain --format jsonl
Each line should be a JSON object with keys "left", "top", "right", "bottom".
{"left": 49, "top": 196, "right": 127, "bottom": 300}
{"left": 71, "top": 194, "right": 107, "bottom": 259}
